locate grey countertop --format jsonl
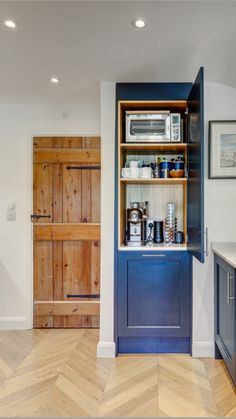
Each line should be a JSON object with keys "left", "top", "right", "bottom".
{"left": 212, "top": 242, "right": 236, "bottom": 269}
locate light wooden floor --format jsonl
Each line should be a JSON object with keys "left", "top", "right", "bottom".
{"left": 0, "top": 329, "right": 235, "bottom": 417}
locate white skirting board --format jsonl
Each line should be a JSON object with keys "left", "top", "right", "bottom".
{"left": 97, "top": 341, "right": 116, "bottom": 358}
{"left": 0, "top": 317, "right": 31, "bottom": 330}
{"left": 192, "top": 341, "right": 215, "bottom": 358}
{"left": 97, "top": 341, "right": 214, "bottom": 358}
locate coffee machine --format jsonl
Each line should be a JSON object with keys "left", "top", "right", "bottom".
{"left": 125, "top": 201, "right": 148, "bottom": 246}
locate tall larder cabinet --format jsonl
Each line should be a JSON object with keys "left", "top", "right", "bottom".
{"left": 114, "top": 67, "right": 205, "bottom": 354}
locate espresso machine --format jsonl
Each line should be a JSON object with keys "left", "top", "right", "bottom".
{"left": 125, "top": 201, "right": 148, "bottom": 246}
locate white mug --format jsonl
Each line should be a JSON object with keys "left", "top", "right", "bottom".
{"left": 129, "top": 167, "right": 140, "bottom": 178}
{"left": 140, "top": 167, "right": 153, "bottom": 179}
{"left": 121, "top": 167, "right": 130, "bottom": 178}
{"left": 125, "top": 160, "right": 143, "bottom": 168}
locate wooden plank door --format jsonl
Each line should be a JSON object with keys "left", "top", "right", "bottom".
{"left": 33, "top": 137, "right": 100, "bottom": 328}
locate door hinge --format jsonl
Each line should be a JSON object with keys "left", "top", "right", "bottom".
{"left": 66, "top": 294, "right": 100, "bottom": 299}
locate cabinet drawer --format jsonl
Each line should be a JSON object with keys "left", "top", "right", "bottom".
{"left": 117, "top": 251, "right": 190, "bottom": 338}
{"left": 215, "top": 255, "right": 236, "bottom": 384}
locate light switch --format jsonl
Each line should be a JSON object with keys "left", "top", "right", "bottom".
{"left": 7, "top": 203, "right": 16, "bottom": 221}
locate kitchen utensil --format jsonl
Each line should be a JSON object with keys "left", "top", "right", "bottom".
{"left": 175, "top": 231, "right": 184, "bottom": 244}
{"left": 154, "top": 220, "right": 164, "bottom": 243}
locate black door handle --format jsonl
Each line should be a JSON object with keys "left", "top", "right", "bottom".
{"left": 31, "top": 214, "right": 51, "bottom": 222}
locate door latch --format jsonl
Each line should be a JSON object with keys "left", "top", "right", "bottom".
{"left": 31, "top": 214, "right": 51, "bottom": 222}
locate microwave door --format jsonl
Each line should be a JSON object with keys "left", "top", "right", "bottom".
{"left": 127, "top": 116, "right": 170, "bottom": 142}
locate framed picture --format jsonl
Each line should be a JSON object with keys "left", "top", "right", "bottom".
{"left": 209, "top": 120, "right": 236, "bottom": 179}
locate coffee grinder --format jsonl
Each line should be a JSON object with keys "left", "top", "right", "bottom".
{"left": 125, "top": 201, "right": 148, "bottom": 247}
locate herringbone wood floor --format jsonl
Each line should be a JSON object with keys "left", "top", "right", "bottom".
{"left": 0, "top": 329, "right": 235, "bottom": 417}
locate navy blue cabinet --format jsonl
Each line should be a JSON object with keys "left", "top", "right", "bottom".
{"left": 115, "top": 68, "right": 204, "bottom": 354}
{"left": 116, "top": 251, "right": 191, "bottom": 353}
{"left": 187, "top": 68, "right": 205, "bottom": 263}
{"left": 215, "top": 255, "right": 236, "bottom": 384}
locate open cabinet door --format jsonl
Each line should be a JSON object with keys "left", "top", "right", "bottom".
{"left": 187, "top": 67, "right": 205, "bottom": 263}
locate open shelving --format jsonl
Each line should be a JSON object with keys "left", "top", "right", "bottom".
{"left": 118, "top": 100, "right": 188, "bottom": 250}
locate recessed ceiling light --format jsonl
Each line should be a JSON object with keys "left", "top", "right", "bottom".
{"left": 4, "top": 20, "right": 16, "bottom": 29}
{"left": 132, "top": 18, "right": 147, "bottom": 29}
{"left": 50, "top": 77, "right": 60, "bottom": 84}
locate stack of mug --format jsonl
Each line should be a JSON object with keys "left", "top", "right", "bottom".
{"left": 121, "top": 160, "right": 153, "bottom": 179}
{"left": 164, "top": 202, "right": 177, "bottom": 243}
{"left": 122, "top": 157, "right": 185, "bottom": 180}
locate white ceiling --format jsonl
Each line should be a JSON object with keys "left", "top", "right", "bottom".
{"left": 0, "top": 0, "right": 236, "bottom": 105}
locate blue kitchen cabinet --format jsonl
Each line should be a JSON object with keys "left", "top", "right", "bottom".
{"left": 215, "top": 255, "right": 236, "bottom": 384}
{"left": 114, "top": 68, "right": 205, "bottom": 354}
{"left": 116, "top": 251, "right": 191, "bottom": 353}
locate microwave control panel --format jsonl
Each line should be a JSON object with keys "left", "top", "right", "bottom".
{"left": 170, "top": 113, "right": 181, "bottom": 142}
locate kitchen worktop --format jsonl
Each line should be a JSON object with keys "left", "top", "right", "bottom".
{"left": 212, "top": 242, "right": 236, "bottom": 269}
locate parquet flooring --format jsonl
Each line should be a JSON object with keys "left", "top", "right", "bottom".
{"left": 0, "top": 329, "right": 235, "bottom": 417}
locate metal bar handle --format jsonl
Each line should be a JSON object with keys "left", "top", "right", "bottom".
{"left": 226, "top": 272, "right": 235, "bottom": 304}
{"left": 142, "top": 254, "right": 165, "bottom": 257}
{"left": 204, "top": 227, "right": 209, "bottom": 257}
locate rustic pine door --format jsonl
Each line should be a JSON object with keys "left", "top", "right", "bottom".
{"left": 33, "top": 137, "right": 100, "bottom": 328}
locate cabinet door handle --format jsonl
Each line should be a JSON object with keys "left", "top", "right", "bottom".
{"left": 204, "top": 227, "right": 209, "bottom": 257}
{"left": 226, "top": 272, "right": 235, "bottom": 304}
{"left": 142, "top": 254, "right": 165, "bottom": 257}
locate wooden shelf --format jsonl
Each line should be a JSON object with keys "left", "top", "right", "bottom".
{"left": 119, "top": 100, "right": 187, "bottom": 112}
{"left": 120, "top": 178, "right": 187, "bottom": 185}
{"left": 120, "top": 143, "right": 187, "bottom": 153}
{"left": 119, "top": 243, "right": 187, "bottom": 251}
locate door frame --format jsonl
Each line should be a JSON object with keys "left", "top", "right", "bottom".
{"left": 28, "top": 131, "right": 101, "bottom": 329}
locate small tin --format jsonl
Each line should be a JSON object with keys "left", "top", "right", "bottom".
{"left": 150, "top": 162, "right": 160, "bottom": 178}
{"left": 173, "top": 157, "right": 184, "bottom": 171}
{"left": 160, "top": 160, "right": 174, "bottom": 178}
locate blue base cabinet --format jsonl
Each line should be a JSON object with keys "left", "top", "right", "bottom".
{"left": 116, "top": 251, "right": 191, "bottom": 353}
{"left": 214, "top": 255, "right": 236, "bottom": 385}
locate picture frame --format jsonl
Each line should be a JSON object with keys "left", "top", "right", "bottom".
{"left": 209, "top": 120, "right": 236, "bottom": 179}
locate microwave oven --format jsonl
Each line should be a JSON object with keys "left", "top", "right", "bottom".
{"left": 125, "top": 111, "right": 181, "bottom": 142}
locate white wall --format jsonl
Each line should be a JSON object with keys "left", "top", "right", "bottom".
{"left": 0, "top": 104, "right": 100, "bottom": 329}
{"left": 97, "top": 83, "right": 116, "bottom": 357}
{"left": 98, "top": 81, "right": 236, "bottom": 358}
{"left": 192, "top": 82, "right": 236, "bottom": 356}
